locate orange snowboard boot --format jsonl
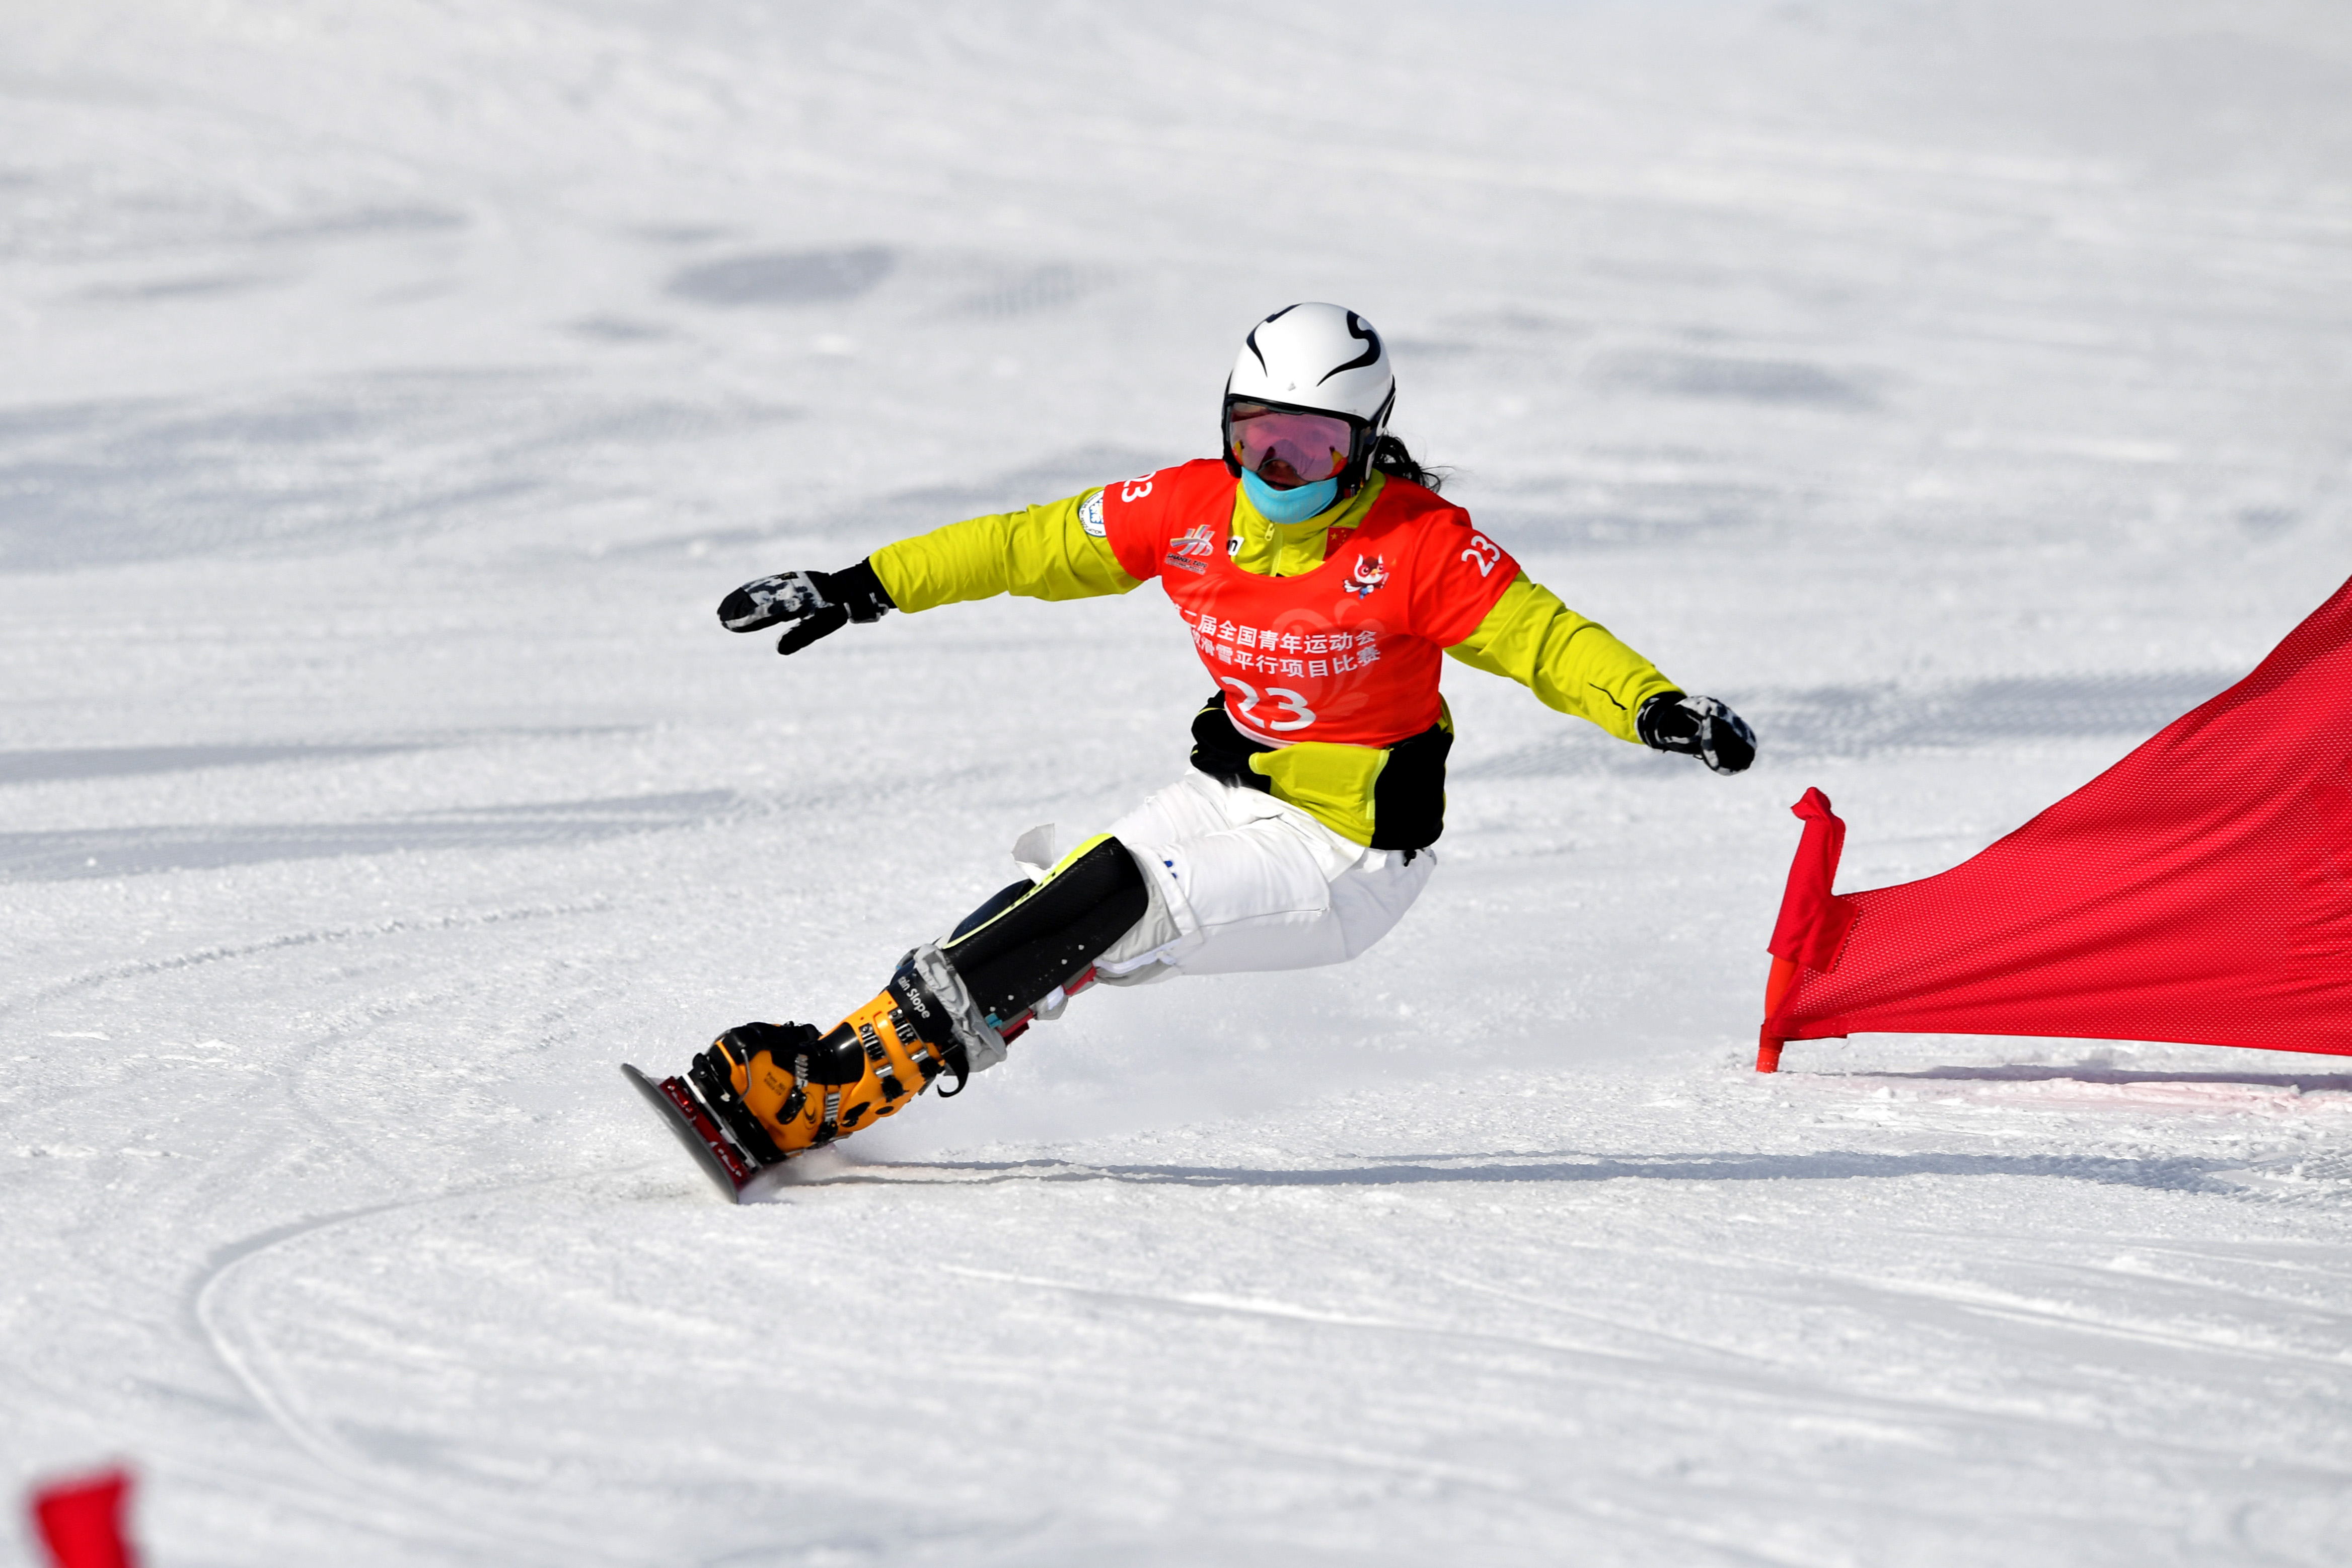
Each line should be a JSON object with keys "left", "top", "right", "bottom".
{"left": 690, "top": 986, "right": 960, "bottom": 1162}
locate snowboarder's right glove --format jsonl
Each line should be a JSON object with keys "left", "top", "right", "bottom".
{"left": 1637, "top": 692, "right": 1757, "bottom": 775}
{"left": 717, "top": 560, "right": 895, "bottom": 655}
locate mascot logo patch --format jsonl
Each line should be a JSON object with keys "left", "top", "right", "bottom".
{"left": 1344, "top": 554, "right": 1389, "bottom": 600}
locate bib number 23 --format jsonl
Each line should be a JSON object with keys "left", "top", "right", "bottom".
{"left": 1221, "top": 677, "right": 1317, "bottom": 733}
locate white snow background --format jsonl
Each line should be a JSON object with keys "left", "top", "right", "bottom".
{"left": 5, "top": 1, "right": 2351, "bottom": 1562}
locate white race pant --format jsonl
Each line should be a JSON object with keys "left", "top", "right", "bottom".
{"left": 1018, "top": 772, "right": 1434, "bottom": 983}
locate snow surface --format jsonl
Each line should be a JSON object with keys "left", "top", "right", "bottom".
{"left": 5, "top": 1, "right": 2352, "bottom": 1562}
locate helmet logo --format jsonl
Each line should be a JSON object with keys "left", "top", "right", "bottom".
{"left": 1344, "top": 554, "right": 1389, "bottom": 600}
{"left": 1243, "top": 304, "right": 1300, "bottom": 374}
{"left": 1318, "top": 312, "right": 1382, "bottom": 385}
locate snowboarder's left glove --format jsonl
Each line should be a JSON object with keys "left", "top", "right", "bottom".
{"left": 718, "top": 561, "right": 894, "bottom": 655}
{"left": 1637, "top": 692, "right": 1757, "bottom": 775}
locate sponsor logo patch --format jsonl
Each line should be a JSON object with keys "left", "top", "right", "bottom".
{"left": 1078, "top": 490, "right": 1106, "bottom": 537}
{"left": 1163, "top": 522, "right": 1217, "bottom": 575}
{"left": 1169, "top": 524, "right": 1218, "bottom": 560}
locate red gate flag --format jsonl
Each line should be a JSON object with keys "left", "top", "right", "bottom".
{"left": 30, "top": 1468, "right": 138, "bottom": 1568}
{"left": 1758, "top": 574, "right": 2352, "bottom": 1072}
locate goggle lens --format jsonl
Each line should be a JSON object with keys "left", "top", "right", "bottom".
{"left": 1228, "top": 403, "right": 1354, "bottom": 487}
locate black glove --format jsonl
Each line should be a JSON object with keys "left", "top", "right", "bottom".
{"left": 717, "top": 560, "right": 894, "bottom": 655}
{"left": 1637, "top": 692, "right": 1757, "bottom": 775}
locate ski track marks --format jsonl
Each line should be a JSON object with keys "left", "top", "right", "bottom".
{"left": 189, "top": 1179, "right": 646, "bottom": 1567}
{"left": 0, "top": 897, "right": 618, "bottom": 1019}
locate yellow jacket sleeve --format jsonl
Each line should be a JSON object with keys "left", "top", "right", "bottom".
{"left": 1444, "top": 572, "right": 1680, "bottom": 743}
{"left": 868, "top": 489, "right": 1142, "bottom": 612}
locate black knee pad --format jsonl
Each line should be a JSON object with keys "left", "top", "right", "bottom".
{"left": 943, "top": 836, "right": 1149, "bottom": 1024}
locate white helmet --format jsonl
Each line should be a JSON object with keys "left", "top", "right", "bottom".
{"left": 1222, "top": 303, "right": 1397, "bottom": 497}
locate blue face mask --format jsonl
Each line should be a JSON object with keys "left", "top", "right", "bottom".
{"left": 1240, "top": 465, "right": 1340, "bottom": 524}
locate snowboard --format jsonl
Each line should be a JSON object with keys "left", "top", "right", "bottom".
{"left": 621, "top": 1062, "right": 786, "bottom": 1203}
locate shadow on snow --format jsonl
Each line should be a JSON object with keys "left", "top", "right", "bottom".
{"left": 792, "top": 1148, "right": 2236, "bottom": 1194}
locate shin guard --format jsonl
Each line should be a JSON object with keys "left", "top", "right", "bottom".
{"left": 939, "top": 834, "right": 1150, "bottom": 1035}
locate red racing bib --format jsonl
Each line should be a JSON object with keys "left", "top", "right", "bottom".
{"left": 1100, "top": 459, "right": 1518, "bottom": 748}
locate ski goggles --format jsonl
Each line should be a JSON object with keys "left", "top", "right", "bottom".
{"left": 1225, "top": 401, "right": 1357, "bottom": 488}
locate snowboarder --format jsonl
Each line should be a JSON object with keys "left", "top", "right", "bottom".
{"left": 632, "top": 303, "right": 1755, "bottom": 1193}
